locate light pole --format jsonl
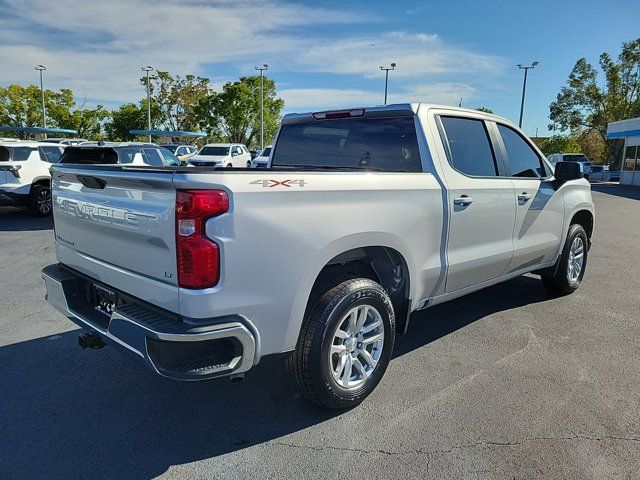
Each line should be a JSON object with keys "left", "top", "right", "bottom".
{"left": 35, "top": 65, "right": 47, "bottom": 137}
{"left": 254, "top": 64, "right": 268, "bottom": 150}
{"left": 141, "top": 66, "right": 154, "bottom": 142}
{"left": 517, "top": 61, "right": 539, "bottom": 128}
{"left": 380, "top": 63, "right": 396, "bottom": 105}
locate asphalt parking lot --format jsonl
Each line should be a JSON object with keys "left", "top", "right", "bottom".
{"left": 1, "top": 183, "right": 639, "bottom": 479}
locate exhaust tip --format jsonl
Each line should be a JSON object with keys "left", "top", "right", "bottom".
{"left": 229, "top": 373, "right": 245, "bottom": 383}
{"left": 78, "top": 332, "right": 106, "bottom": 349}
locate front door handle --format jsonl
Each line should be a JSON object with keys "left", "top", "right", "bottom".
{"left": 453, "top": 195, "right": 474, "bottom": 206}
{"left": 518, "top": 192, "right": 533, "bottom": 202}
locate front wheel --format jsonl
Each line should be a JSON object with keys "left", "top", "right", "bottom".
{"left": 541, "top": 224, "right": 588, "bottom": 295}
{"left": 29, "top": 184, "right": 52, "bottom": 216}
{"left": 287, "top": 278, "right": 395, "bottom": 409}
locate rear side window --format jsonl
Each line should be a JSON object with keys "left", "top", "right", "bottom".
{"left": 39, "top": 146, "right": 63, "bottom": 163}
{"left": 497, "top": 125, "right": 546, "bottom": 178}
{"left": 440, "top": 116, "right": 497, "bottom": 176}
{"left": 6, "top": 146, "right": 35, "bottom": 161}
{"left": 272, "top": 116, "right": 421, "bottom": 172}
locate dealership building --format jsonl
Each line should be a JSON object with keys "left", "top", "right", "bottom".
{"left": 608, "top": 117, "right": 640, "bottom": 186}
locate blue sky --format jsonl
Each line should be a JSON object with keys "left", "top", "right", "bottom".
{"left": 1, "top": 0, "right": 639, "bottom": 135}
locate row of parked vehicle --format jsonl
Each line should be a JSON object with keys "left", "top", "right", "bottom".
{"left": 547, "top": 153, "right": 620, "bottom": 182}
{"left": 0, "top": 139, "right": 274, "bottom": 216}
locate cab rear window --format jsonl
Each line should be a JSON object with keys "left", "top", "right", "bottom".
{"left": 271, "top": 116, "right": 422, "bottom": 172}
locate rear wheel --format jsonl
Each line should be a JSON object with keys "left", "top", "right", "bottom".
{"left": 29, "top": 184, "right": 52, "bottom": 216}
{"left": 541, "top": 224, "right": 588, "bottom": 295}
{"left": 287, "top": 278, "right": 395, "bottom": 409}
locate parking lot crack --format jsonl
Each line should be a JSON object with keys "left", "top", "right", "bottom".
{"left": 272, "top": 433, "right": 640, "bottom": 459}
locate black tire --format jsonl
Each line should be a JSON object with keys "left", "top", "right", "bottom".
{"left": 541, "top": 224, "right": 588, "bottom": 295}
{"left": 287, "top": 277, "right": 395, "bottom": 409}
{"left": 28, "top": 184, "right": 52, "bottom": 216}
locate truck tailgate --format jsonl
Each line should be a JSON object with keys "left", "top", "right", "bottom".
{"left": 51, "top": 166, "right": 179, "bottom": 309}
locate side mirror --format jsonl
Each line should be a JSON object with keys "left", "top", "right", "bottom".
{"left": 554, "top": 161, "right": 584, "bottom": 183}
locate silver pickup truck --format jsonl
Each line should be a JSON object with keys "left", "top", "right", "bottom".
{"left": 42, "top": 104, "right": 594, "bottom": 409}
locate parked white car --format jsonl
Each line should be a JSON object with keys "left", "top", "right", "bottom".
{"left": 251, "top": 145, "right": 272, "bottom": 168}
{"left": 189, "top": 143, "right": 251, "bottom": 168}
{"left": 0, "top": 141, "right": 64, "bottom": 215}
{"left": 43, "top": 104, "right": 594, "bottom": 409}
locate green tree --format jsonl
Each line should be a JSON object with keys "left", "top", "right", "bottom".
{"left": 475, "top": 107, "right": 494, "bottom": 114}
{"left": 549, "top": 38, "right": 640, "bottom": 164}
{"left": 105, "top": 100, "right": 161, "bottom": 141}
{"left": 539, "top": 135, "right": 582, "bottom": 156}
{"left": 0, "top": 84, "right": 72, "bottom": 138}
{"left": 141, "top": 71, "right": 212, "bottom": 132}
{"left": 197, "top": 76, "right": 284, "bottom": 148}
{"left": 48, "top": 89, "right": 109, "bottom": 139}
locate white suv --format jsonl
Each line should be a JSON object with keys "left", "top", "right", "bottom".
{"left": 189, "top": 143, "right": 251, "bottom": 168}
{"left": 0, "top": 142, "right": 64, "bottom": 216}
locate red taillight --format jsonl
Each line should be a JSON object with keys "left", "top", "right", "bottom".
{"left": 176, "top": 190, "right": 229, "bottom": 289}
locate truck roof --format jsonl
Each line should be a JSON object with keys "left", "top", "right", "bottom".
{"left": 282, "top": 103, "right": 510, "bottom": 125}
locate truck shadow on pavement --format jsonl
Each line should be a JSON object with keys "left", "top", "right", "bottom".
{"left": 591, "top": 183, "right": 640, "bottom": 201}
{"left": 0, "top": 276, "right": 552, "bottom": 479}
{"left": 0, "top": 207, "right": 53, "bottom": 231}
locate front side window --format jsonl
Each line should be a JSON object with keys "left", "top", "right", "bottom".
{"left": 39, "top": 146, "right": 64, "bottom": 163}
{"left": 440, "top": 116, "right": 497, "bottom": 176}
{"left": 498, "top": 124, "right": 545, "bottom": 178}
{"left": 623, "top": 146, "right": 637, "bottom": 171}
{"left": 272, "top": 116, "right": 422, "bottom": 172}
{"left": 141, "top": 148, "right": 164, "bottom": 167}
{"left": 261, "top": 147, "right": 272, "bottom": 157}
{"left": 158, "top": 148, "right": 181, "bottom": 166}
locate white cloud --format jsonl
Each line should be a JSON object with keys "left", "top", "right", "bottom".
{"left": 0, "top": 0, "right": 503, "bottom": 109}
{"left": 0, "top": 0, "right": 371, "bottom": 102}
{"left": 298, "top": 31, "right": 503, "bottom": 79}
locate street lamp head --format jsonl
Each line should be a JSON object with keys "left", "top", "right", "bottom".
{"left": 532, "top": 61, "right": 540, "bottom": 67}
{"left": 390, "top": 62, "right": 396, "bottom": 68}
{"left": 141, "top": 65, "right": 154, "bottom": 72}
{"left": 263, "top": 64, "right": 268, "bottom": 69}
{"left": 35, "top": 65, "right": 47, "bottom": 71}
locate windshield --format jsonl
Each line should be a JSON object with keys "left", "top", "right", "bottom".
{"left": 162, "top": 145, "right": 178, "bottom": 154}
{"left": 563, "top": 154, "right": 589, "bottom": 163}
{"left": 199, "top": 146, "right": 229, "bottom": 156}
{"left": 271, "top": 116, "right": 421, "bottom": 172}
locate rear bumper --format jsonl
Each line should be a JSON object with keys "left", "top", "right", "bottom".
{"left": 42, "top": 263, "right": 257, "bottom": 381}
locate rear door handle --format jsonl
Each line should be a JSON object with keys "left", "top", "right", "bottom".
{"left": 518, "top": 192, "right": 533, "bottom": 202}
{"left": 453, "top": 195, "right": 474, "bottom": 206}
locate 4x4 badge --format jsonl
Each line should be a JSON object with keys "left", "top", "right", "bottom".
{"left": 250, "top": 179, "right": 306, "bottom": 188}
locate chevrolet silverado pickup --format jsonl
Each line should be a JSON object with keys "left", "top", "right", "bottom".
{"left": 42, "top": 104, "right": 594, "bottom": 409}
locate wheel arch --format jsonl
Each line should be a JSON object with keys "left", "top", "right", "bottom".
{"left": 570, "top": 209, "right": 594, "bottom": 242}
{"left": 285, "top": 234, "right": 416, "bottom": 351}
